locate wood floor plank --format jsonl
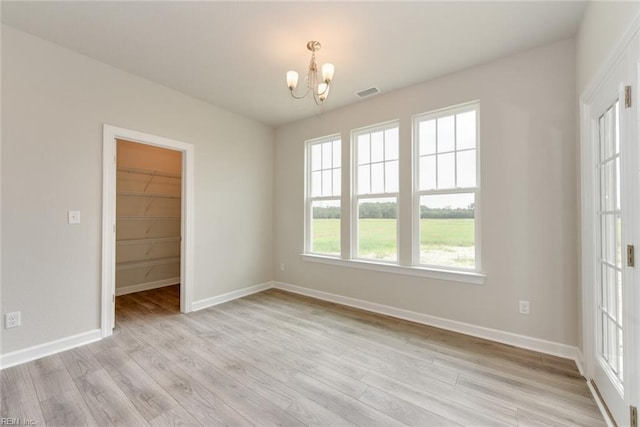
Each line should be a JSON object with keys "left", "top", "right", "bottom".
{"left": 59, "top": 345, "right": 103, "bottom": 379}
{"left": 159, "top": 333, "right": 303, "bottom": 410}
{"left": 456, "top": 375, "right": 605, "bottom": 426}
{"left": 139, "top": 330, "right": 305, "bottom": 426}
{"left": 238, "top": 335, "right": 369, "bottom": 399}
{"left": 129, "top": 347, "right": 253, "bottom": 427}
{"left": 28, "top": 355, "right": 79, "bottom": 402}
{"left": 361, "top": 369, "right": 518, "bottom": 426}
{"left": 285, "top": 395, "right": 358, "bottom": 427}
{"left": 93, "top": 345, "right": 180, "bottom": 421}
{"left": 73, "top": 368, "right": 149, "bottom": 426}
{"left": 39, "top": 390, "right": 99, "bottom": 427}
{"left": 359, "top": 385, "right": 462, "bottom": 427}
{"left": 149, "top": 404, "right": 203, "bottom": 427}
{"left": 232, "top": 294, "right": 460, "bottom": 386}
{"left": 284, "top": 371, "right": 407, "bottom": 426}
{"left": 0, "top": 364, "right": 45, "bottom": 424}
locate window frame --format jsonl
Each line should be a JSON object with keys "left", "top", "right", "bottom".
{"left": 351, "top": 121, "right": 400, "bottom": 264}
{"left": 305, "top": 134, "right": 342, "bottom": 257}
{"left": 412, "top": 101, "right": 481, "bottom": 273}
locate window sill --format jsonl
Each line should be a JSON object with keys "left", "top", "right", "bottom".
{"left": 301, "top": 254, "right": 485, "bottom": 285}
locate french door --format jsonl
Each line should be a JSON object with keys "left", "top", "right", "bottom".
{"left": 583, "top": 31, "right": 638, "bottom": 427}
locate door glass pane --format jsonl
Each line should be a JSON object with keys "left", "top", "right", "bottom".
{"left": 596, "top": 99, "right": 624, "bottom": 389}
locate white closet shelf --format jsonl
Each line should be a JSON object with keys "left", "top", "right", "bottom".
{"left": 117, "top": 237, "right": 181, "bottom": 245}
{"left": 117, "top": 191, "right": 180, "bottom": 199}
{"left": 116, "top": 256, "right": 180, "bottom": 270}
{"left": 117, "top": 216, "right": 181, "bottom": 221}
{"left": 117, "top": 166, "right": 181, "bottom": 179}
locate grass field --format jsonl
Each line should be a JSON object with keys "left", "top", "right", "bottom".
{"left": 312, "top": 218, "right": 474, "bottom": 266}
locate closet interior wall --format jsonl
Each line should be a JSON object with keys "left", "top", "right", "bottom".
{"left": 115, "top": 139, "right": 182, "bottom": 296}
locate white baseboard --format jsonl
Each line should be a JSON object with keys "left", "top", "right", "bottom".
{"left": 0, "top": 329, "right": 101, "bottom": 370}
{"left": 192, "top": 281, "right": 272, "bottom": 312}
{"left": 272, "top": 281, "right": 581, "bottom": 362}
{"left": 574, "top": 348, "right": 585, "bottom": 377}
{"left": 115, "top": 277, "right": 180, "bottom": 296}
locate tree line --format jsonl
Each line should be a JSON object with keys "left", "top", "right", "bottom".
{"left": 313, "top": 202, "right": 474, "bottom": 219}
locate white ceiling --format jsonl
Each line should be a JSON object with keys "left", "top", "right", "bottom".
{"left": 1, "top": 1, "right": 587, "bottom": 127}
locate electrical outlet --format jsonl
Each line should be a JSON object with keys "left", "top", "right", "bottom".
{"left": 68, "top": 210, "right": 81, "bottom": 224}
{"left": 5, "top": 311, "right": 21, "bottom": 328}
{"left": 519, "top": 300, "right": 530, "bottom": 315}
{"left": 280, "top": 263, "right": 285, "bottom": 271}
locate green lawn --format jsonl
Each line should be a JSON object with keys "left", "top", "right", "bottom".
{"left": 312, "top": 218, "right": 475, "bottom": 266}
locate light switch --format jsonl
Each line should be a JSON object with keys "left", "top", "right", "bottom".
{"left": 68, "top": 210, "right": 81, "bottom": 224}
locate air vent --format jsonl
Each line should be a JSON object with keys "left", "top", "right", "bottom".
{"left": 356, "top": 86, "right": 380, "bottom": 98}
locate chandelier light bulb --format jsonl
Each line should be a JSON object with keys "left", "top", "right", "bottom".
{"left": 322, "top": 63, "right": 335, "bottom": 83}
{"left": 286, "top": 71, "right": 299, "bottom": 90}
{"left": 318, "top": 83, "right": 329, "bottom": 101}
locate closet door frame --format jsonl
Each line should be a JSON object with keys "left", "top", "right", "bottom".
{"left": 101, "top": 125, "right": 195, "bottom": 337}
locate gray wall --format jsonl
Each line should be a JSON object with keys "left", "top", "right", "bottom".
{"left": 1, "top": 26, "right": 274, "bottom": 354}
{"left": 274, "top": 39, "right": 578, "bottom": 346}
{"left": 576, "top": 1, "right": 640, "bottom": 96}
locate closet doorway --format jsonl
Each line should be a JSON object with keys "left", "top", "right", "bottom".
{"left": 116, "top": 140, "right": 182, "bottom": 311}
{"left": 102, "top": 125, "right": 194, "bottom": 337}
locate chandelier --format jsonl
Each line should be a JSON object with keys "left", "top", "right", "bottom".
{"left": 286, "top": 41, "right": 335, "bottom": 105}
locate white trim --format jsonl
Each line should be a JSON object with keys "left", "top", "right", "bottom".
{"left": 588, "top": 380, "right": 617, "bottom": 427}
{"left": 302, "top": 254, "right": 485, "bottom": 285}
{"left": 0, "top": 329, "right": 101, "bottom": 370}
{"left": 115, "top": 277, "right": 180, "bottom": 296}
{"left": 575, "top": 348, "right": 585, "bottom": 377}
{"left": 273, "top": 281, "right": 578, "bottom": 361}
{"left": 102, "top": 124, "right": 195, "bottom": 339}
{"left": 191, "top": 282, "right": 273, "bottom": 312}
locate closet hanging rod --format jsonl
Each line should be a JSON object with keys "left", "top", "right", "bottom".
{"left": 117, "top": 166, "right": 181, "bottom": 179}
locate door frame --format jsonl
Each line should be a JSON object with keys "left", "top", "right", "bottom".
{"left": 580, "top": 16, "right": 640, "bottom": 426}
{"left": 101, "top": 124, "right": 195, "bottom": 337}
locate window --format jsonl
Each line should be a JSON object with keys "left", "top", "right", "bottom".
{"left": 353, "top": 122, "right": 399, "bottom": 262}
{"left": 303, "top": 102, "right": 483, "bottom": 283}
{"left": 306, "top": 136, "right": 341, "bottom": 256}
{"left": 414, "top": 103, "right": 479, "bottom": 271}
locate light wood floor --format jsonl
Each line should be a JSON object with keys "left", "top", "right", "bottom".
{"left": 1, "top": 285, "right": 604, "bottom": 426}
